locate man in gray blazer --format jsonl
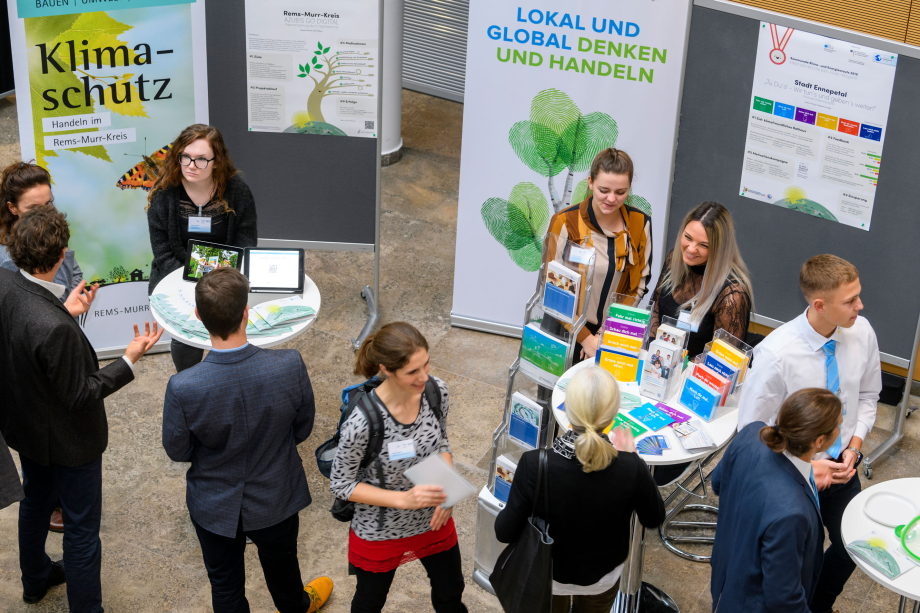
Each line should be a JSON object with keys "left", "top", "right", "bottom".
{"left": 162, "top": 268, "right": 327, "bottom": 613}
{"left": 0, "top": 208, "right": 162, "bottom": 610}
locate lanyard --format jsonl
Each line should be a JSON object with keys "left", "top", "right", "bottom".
{"left": 769, "top": 23, "right": 794, "bottom": 65}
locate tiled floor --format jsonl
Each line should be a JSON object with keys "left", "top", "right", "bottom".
{"left": 1, "top": 91, "right": 919, "bottom": 612}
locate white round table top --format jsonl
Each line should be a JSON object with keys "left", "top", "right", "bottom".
{"left": 841, "top": 477, "right": 920, "bottom": 599}
{"left": 550, "top": 358, "right": 739, "bottom": 466}
{"left": 150, "top": 268, "right": 320, "bottom": 350}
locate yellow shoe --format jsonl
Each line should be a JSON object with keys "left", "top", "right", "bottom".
{"left": 305, "top": 576, "right": 333, "bottom": 612}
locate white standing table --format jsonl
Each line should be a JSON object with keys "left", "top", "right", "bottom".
{"left": 551, "top": 358, "right": 739, "bottom": 613}
{"left": 150, "top": 268, "right": 321, "bottom": 349}
{"left": 841, "top": 478, "right": 920, "bottom": 613}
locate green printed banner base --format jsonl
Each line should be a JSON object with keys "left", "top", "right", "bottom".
{"left": 18, "top": 0, "right": 194, "bottom": 19}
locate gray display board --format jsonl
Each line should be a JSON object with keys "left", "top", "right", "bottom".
{"left": 206, "top": 0, "right": 377, "bottom": 248}
{"left": 668, "top": 5, "right": 920, "bottom": 361}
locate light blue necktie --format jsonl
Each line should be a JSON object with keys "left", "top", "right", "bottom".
{"left": 823, "top": 339, "right": 843, "bottom": 458}
{"left": 809, "top": 469, "right": 821, "bottom": 510}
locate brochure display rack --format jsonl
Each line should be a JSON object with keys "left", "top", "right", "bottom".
{"left": 472, "top": 234, "right": 596, "bottom": 594}
{"left": 639, "top": 315, "right": 689, "bottom": 403}
{"left": 656, "top": 328, "right": 752, "bottom": 563}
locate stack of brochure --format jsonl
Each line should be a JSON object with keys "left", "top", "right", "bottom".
{"left": 509, "top": 393, "right": 542, "bottom": 450}
{"left": 149, "top": 294, "right": 211, "bottom": 341}
{"left": 673, "top": 419, "right": 716, "bottom": 451}
{"left": 597, "top": 304, "right": 650, "bottom": 383}
{"left": 543, "top": 262, "right": 581, "bottom": 324}
{"left": 520, "top": 322, "right": 567, "bottom": 387}
{"left": 151, "top": 294, "right": 315, "bottom": 341}
{"left": 252, "top": 296, "right": 316, "bottom": 327}
{"left": 493, "top": 455, "right": 517, "bottom": 504}
{"left": 629, "top": 402, "right": 676, "bottom": 431}
{"left": 678, "top": 338, "right": 749, "bottom": 420}
{"left": 637, "top": 435, "right": 670, "bottom": 456}
{"left": 846, "top": 530, "right": 918, "bottom": 579}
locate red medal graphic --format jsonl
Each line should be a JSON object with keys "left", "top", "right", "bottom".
{"left": 769, "top": 23, "right": 794, "bottom": 64}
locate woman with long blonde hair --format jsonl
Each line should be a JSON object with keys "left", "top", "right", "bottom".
{"left": 495, "top": 367, "right": 664, "bottom": 612}
{"left": 649, "top": 201, "right": 753, "bottom": 358}
{"left": 146, "top": 124, "right": 258, "bottom": 372}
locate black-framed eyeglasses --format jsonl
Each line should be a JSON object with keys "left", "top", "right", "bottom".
{"left": 178, "top": 154, "right": 214, "bottom": 169}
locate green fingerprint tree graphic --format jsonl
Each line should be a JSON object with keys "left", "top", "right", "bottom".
{"left": 509, "top": 89, "right": 618, "bottom": 213}
{"left": 481, "top": 182, "right": 550, "bottom": 272}
{"left": 482, "top": 88, "right": 653, "bottom": 272}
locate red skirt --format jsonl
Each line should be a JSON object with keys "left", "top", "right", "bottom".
{"left": 349, "top": 517, "right": 458, "bottom": 573}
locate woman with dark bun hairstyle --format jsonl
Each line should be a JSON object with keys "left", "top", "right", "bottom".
{"left": 146, "top": 124, "right": 258, "bottom": 372}
{"left": 710, "top": 388, "right": 842, "bottom": 613}
{"left": 329, "top": 322, "right": 467, "bottom": 613}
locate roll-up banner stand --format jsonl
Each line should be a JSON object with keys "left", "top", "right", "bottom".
{"left": 451, "top": 0, "right": 693, "bottom": 336}
{"left": 6, "top": 0, "right": 209, "bottom": 357}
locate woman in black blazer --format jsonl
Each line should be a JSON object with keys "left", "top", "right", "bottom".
{"left": 146, "top": 124, "right": 257, "bottom": 372}
{"left": 710, "top": 388, "right": 840, "bottom": 613}
{"left": 495, "top": 367, "right": 665, "bottom": 613}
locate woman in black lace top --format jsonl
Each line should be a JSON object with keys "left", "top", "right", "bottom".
{"left": 649, "top": 202, "right": 753, "bottom": 359}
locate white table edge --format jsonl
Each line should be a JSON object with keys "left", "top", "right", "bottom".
{"left": 550, "top": 358, "right": 739, "bottom": 466}
{"left": 149, "top": 270, "right": 321, "bottom": 350}
{"left": 841, "top": 477, "right": 920, "bottom": 600}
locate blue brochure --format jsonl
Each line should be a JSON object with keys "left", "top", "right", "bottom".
{"left": 680, "top": 377, "right": 720, "bottom": 421}
{"left": 629, "top": 403, "right": 676, "bottom": 431}
{"left": 705, "top": 353, "right": 739, "bottom": 392}
{"left": 494, "top": 475, "right": 512, "bottom": 503}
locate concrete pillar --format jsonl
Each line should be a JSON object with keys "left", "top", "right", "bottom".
{"left": 381, "top": 0, "right": 403, "bottom": 166}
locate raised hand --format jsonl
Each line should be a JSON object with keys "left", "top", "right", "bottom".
{"left": 124, "top": 322, "right": 165, "bottom": 364}
{"left": 63, "top": 280, "right": 99, "bottom": 317}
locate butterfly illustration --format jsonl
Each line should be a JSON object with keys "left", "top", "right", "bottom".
{"left": 116, "top": 143, "right": 172, "bottom": 191}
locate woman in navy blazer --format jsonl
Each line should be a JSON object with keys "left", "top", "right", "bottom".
{"left": 710, "top": 388, "right": 842, "bottom": 613}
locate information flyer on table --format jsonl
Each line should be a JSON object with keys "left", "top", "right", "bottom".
{"left": 739, "top": 22, "right": 897, "bottom": 230}
{"left": 243, "top": 0, "right": 379, "bottom": 137}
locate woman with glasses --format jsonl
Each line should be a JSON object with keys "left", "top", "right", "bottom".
{"left": 146, "top": 124, "right": 258, "bottom": 372}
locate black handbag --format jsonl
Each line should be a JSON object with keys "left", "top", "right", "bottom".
{"left": 489, "top": 449, "right": 554, "bottom": 613}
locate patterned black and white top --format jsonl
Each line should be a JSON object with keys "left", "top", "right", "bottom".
{"left": 329, "top": 377, "right": 451, "bottom": 541}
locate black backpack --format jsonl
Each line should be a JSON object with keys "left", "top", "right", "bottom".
{"left": 315, "top": 376, "right": 442, "bottom": 526}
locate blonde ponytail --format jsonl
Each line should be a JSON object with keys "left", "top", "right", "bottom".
{"left": 565, "top": 367, "right": 620, "bottom": 472}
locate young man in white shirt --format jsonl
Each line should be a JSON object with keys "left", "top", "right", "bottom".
{"left": 738, "top": 254, "right": 882, "bottom": 613}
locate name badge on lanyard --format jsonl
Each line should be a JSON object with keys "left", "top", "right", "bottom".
{"left": 188, "top": 205, "right": 211, "bottom": 233}
{"left": 388, "top": 439, "right": 416, "bottom": 460}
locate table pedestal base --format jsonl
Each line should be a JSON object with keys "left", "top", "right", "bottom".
{"left": 612, "top": 582, "right": 679, "bottom": 613}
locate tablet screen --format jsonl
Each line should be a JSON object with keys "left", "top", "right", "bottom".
{"left": 185, "top": 242, "right": 243, "bottom": 280}
{"left": 247, "top": 250, "right": 301, "bottom": 289}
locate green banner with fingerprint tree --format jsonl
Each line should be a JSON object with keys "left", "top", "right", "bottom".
{"left": 481, "top": 88, "right": 653, "bottom": 271}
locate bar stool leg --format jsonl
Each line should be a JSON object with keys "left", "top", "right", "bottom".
{"left": 912, "top": 597, "right": 919, "bottom": 613}
{"left": 658, "top": 458, "right": 720, "bottom": 562}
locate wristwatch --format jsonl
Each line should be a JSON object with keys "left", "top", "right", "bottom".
{"left": 843, "top": 446, "right": 864, "bottom": 468}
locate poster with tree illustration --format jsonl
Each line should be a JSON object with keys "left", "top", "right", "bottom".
{"left": 9, "top": 0, "right": 208, "bottom": 350}
{"left": 244, "top": 0, "right": 379, "bottom": 138}
{"left": 452, "top": 0, "right": 691, "bottom": 332}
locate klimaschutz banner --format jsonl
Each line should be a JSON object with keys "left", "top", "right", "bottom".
{"left": 451, "top": 0, "right": 691, "bottom": 333}
{"left": 7, "top": 0, "right": 208, "bottom": 352}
